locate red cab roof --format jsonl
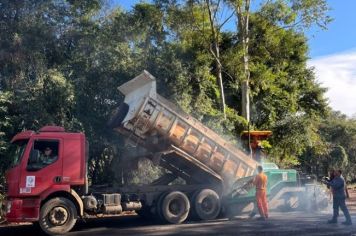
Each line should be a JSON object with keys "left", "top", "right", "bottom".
{"left": 39, "top": 126, "right": 65, "bottom": 132}
{"left": 11, "top": 126, "right": 67, "bottom": 142}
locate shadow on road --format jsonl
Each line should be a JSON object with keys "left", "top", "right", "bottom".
{"left": 1, "top": 212, "right": 356, "bottom": 236}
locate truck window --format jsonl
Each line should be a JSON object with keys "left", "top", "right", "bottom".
{"left": 9, "top": 139, "right": 29, "bottom": 167}
{"left": 27, "top": 140, "right": 59, "bottom": 171}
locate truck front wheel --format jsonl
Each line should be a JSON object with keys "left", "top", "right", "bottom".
{"left": 39, "top": 197, "right": 77, "bottom": 235}
{"left": 159, "top": 191, "right": 190, "bottom": 224}
{"left": 192, "top": 189, "right": 221, "bottom": 220}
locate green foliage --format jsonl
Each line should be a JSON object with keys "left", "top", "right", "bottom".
{"left": 317, "top": 112, "right": 356, "bottom": 180}
{"left": 222, "top": 11, "right": 329, "bottom": 167}
{"left": 329, "top": 145, "right": 348, "bottom": 169}
{"left": 128, "top": 158, "right": 164, "bottom": 185}
{"left": 0, "top": 0, "right": 351, "bottom": 187}
{"left": 268, "top": 115, "right": 313, "bottom": 167}
{"left": 259, "top": 0, "right": 332, "bottom": 30}
{"left": 0, "top": 192, "right": 4, "bottom": 222}
{"left": 0, "top": 92, "right": 14, "bottom": 183}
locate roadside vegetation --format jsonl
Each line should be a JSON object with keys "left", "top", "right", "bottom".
{"left": 0, "top": 192, "right": 4, "bottom": 223}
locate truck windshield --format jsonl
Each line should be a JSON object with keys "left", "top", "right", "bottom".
{"left": 9, "top": 139, "right": 29, "bottom": 167}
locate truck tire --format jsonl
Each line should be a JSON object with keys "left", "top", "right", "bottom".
{"left": 192, "top": 189, "right": 221, "bottom": 220}
{"left": 159, "top": 191, "right": 190, "bottom": 224}
{"left": 39, "top": 197, "right": 77, "bottom": 235}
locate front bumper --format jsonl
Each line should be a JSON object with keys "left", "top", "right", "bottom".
{"left": 4, "top": 198, "right": 40, "bottom": 222}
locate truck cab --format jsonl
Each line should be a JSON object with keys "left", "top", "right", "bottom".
{"left": 4, "top": 126, "right": 86, "bottom": 223}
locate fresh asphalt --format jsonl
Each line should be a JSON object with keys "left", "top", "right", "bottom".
{"left": 1, "top": 211, "right": 356, "bottom": 236}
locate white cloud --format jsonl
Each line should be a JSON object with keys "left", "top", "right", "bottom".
{"left": 308, "top": 49, "right": 356, "bottom": 117}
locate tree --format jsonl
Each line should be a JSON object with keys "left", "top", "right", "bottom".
{"left": 195, "top": 0, "right": 235, "bottom": 119}
{"left": 0, "top": 92, "right": 14, "bottom": 184}
{"left": 317, "top": 112, "right": 356, "bottom": 180}
{"left": 0, "top": 0, "right": 104, "bottom": 183}
{"left": 227, "top": 0, "right": 331, "bottom": 122}
{"left": 156, "top": 0, "right": 238, "bottom": 119}
{"left": 222, "top": 9, "right": 329, "bottom": 165}
{"left": 0, "top": 0, "right": 337, "bottom": 185}
{"left": 229, "top": 0, "right": 251, "bottom": 122}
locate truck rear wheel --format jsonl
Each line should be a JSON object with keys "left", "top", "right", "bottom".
{"left": 192, "top": 189, "right": 221, "bottom": 220}
{"left": 39, "top": 197, "right": 77, "bottom": 235}
{"left": 159, "top": 191, "right": 190, "bottom": 224}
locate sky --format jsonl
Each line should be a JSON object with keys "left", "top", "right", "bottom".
{"left": 115, "top": 0, "right": 356, "bottom": 117}
{"left": 307, "top": 0, "right": 356, "bottom": 117}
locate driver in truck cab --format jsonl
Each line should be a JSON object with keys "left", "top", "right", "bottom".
{"left": 40, "top": 147, "right": 57, "bottom": 165}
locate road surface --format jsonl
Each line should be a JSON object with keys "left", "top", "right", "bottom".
{"left": 2, "top": 210, "right": 356, "bottom": 236}
{"left": 2, "top": 190, "right": 356, "bottom": 235}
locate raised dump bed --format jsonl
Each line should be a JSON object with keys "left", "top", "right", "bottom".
{"left": 110, "top": 71, "right": 258, "bottom": 192}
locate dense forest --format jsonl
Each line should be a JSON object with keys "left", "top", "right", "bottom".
{"left": 0, "top": 0, "right": 355, "bottom": 187}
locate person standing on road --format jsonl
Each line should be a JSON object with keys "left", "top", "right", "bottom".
{"left": 323, "top": 169, "right": 352, "bottom": 225}
{"left": 252, "top": 165, "right": 268, "bottom": 220}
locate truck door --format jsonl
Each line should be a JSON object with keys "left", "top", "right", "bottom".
{"left": 19, "top": 139, "right": 63, "bottom": 196}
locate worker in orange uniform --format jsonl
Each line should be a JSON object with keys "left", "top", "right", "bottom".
{"left": 252, "top": 165, "right": 268, "bottom": 220}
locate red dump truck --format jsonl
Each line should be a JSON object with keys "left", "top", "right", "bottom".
{"left": 2, "top": 71, "right": 259, "bottom": 234}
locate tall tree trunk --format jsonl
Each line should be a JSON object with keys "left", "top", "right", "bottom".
{"left": 216, "top": 53, "right": 226, "bottom": 119}
{"left": 241, "top": 80, "right": 250, "bottom": 120}
{"left": 206, "top": 0, "right": 226, "bottom": 119}
{"left": 235, "top": 0, "right": 251, "bottom": 122}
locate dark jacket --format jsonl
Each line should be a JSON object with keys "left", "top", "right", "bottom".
{"left": 327, "top": 176, "right": 346, "bottom": 199}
